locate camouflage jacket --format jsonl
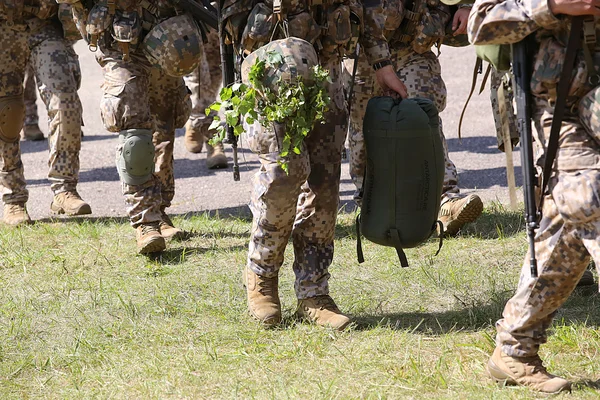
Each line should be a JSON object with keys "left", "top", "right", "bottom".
{"left": 385, "top": 0, "right": 451, "bottom": 53}
{"left": 468, "top": 0, "right": 600, "bottom": 105}
{"left": 222, "top": 0, "right": 391, "bottom": 64}
{"left": 0, "top": 0, "right": 58, "bottom": 28}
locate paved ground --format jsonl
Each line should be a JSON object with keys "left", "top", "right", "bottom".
{"left": 14, "top": 43, "right": 522, "bottom": 222}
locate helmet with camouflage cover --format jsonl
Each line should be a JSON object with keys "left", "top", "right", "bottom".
{"left": 142, "top": 14, "right": 203, "bottom": 77}
{"left": 241, "top": 37, "right": 319, "bottom": 90}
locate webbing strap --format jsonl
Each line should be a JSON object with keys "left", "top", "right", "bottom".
{"left": 390, "top": 229, "right": 409, "bottom": 267}
{"left": 356, "top": 214, "right": 364, "bottom": 263}
{"left": 540, "top": 16, "right": 583, "bottom": 209}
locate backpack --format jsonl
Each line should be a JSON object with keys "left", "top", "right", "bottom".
{"left": 356, "top": 97, "right": 445, "bottom": 267}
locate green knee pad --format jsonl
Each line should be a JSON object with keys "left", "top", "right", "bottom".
{"left": 117, "top": 129, "right": 155, "bottom": 185}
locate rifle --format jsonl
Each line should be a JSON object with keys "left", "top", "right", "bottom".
{"left": 171, "top": 0, "right": 218, "bottom": 30}
{"left": 511, "top": 37, "right": 538, "bottom": 278}
{"left": 218, "top": 0, "right": 240, "bottom": 181}
{"left": 512, "top": 17, "right": 584, "bottom": 279}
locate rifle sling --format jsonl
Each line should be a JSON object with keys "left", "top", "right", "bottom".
{"left": 539, "top": 16, "right": 583, "bottom": 210}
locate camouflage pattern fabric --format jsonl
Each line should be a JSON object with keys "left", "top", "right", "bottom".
{"left": 489, "top": 68, "right": 518, "bottom": 152}
{"left": 23, "top": 63, "right": 39, "bottom": 126}
{"left": 0, "top": 20, "right": 83, "bottom": 206}
{"left": 247, "top": 58, "right": 346, "bottom": 299}
{"left": 469, "top": 0, "right": 600, "bottom": 358}
{"left": 343, "top": 49, "right": 460, "bottom": 203}
{"left": 96, "top": 49, "right": 191, "bottom": 226}
{"left": 184, "top": 28, "right": 222, "bottom": 133}
{"left": 222, "top": 0, "right": 392, "bottom": 64}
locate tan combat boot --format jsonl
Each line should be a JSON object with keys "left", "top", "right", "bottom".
{"left": 159, "top": 209, "right": 184, "bottom": 239}
{"left": 296, "top": 295, "right": 351, "bottom": 331}
{"left": 487, "top": 347, "right": 571, "bottom": 394}
{"left": 205, "top": 141, "right": 228, "bottom": 169}
{"left": 438, "top": 194, "right": 483, "bottom": 237}
{"left": 21, "top": 124, "right": 45, "bottom": 141}
{"left": 184, "top": 121, "right": 204, "bottom": 154}
{"left": 3, "top": 203, "right": 32, "bottom": 226}
{"left": 136, "top": 222, "right": 166, "bottom": 254}
{"left": 243, "top": 266, "right": 281, "bottom": 326}
{"left": 51, "top": 191, "right": 92, "bottom": 216}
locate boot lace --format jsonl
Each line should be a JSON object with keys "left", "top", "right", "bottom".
{"left": 140, "top": 223, "right": 159, "bottom": 235}
{"left": 522, "top": 356, "right": 549, "bottom": 376}
{"left": 6, "top": 204, "right": 25, "bottom": 215}
{"left": 313, "top": 295, "right": 339, "bottom": 311}
{"left": 257, "top": 276, "right": 277, "bottom": 296}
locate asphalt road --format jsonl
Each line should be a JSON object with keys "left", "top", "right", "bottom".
{"left": 12, "top": 43, "right": 522, "bottom": 222}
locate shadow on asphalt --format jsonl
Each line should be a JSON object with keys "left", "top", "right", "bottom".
{"left": 446, "top": 135, "right": 521, "bottom": 155}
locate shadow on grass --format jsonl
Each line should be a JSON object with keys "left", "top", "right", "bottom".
{"left": 574, "top": 379, "right": 600, "bottom": 390}
{"left": 145, "top": 243, "right": 248, "bottom": 264}
{"left": 353, "top": 290, "right": 600, "bottom": 335}
{"left": 335, "top": 203, "right": 525, "bottom": 240}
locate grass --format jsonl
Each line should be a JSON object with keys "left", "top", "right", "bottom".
{"left": 0, "top": 204, "right": 599, "bottom": 399}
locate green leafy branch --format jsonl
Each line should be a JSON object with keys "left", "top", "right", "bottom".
{"left": 206, "top": 52, "right": 331, "bottom": 173}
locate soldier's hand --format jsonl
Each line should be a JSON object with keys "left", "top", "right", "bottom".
{"left": 549, "top": 0, "right": 600, "bottom": 15}
{"left": 375, "top": 65, "right": 408, "bottom": 98}
{"left": 452, "top": 7, "right": 471, "bottom": 35}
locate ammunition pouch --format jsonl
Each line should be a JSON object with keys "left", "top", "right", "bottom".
{"left": 111, "top": 10, "right": 142, "bottom": 61}
{"left": 57, "top": 3, "right": 82, "bottom": 41}
{"left": 240, "top": 3, "right": 275, "bottom": 55}
{"left": 0, "top": 95, "right": 25, "bottom": 143}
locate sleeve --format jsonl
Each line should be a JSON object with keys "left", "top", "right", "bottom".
{"left": 360, "top": 0, "right": 391, "bottom": 64}
{"left": 467, "top": 0, "right": 561, "bottom": 45}
{"left": 427, "top": 0, "right": 451, "bottom": 36}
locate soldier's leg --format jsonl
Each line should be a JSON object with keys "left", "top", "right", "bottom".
{"left": 292, "top": 60, "right": 350, "bottom": 330}
{"left": 0, "top": 25, "right": 30, "bottom": 225}
{"left": 97, "top": 51, "right": 165, "bottom": 253}
{"left": 22, "top": 63, "right": 44, "bottom": 141}
{"left": 149, "top": 67, "right": 190, "bottom": 238}
{"left": 393, "top": 49, "right": 482, "bottom": 235}
{"left": 197, "top": 30, "right": 227, "bottom": 169}
{"left": 344, "top": 54, "right": 375, "bottom": 202}
{"left": 30, "top": 30, "right": 91, "bottom": 215}
{"left": 246, "top": 122, "right": 311, "bottom": 325}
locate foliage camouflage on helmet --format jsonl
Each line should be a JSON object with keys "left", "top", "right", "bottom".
{"left": 142, "top": 14, "right": 203, "bottom": 77}
{"left": 241, "top": 37, "right": 319, "bottom": 90}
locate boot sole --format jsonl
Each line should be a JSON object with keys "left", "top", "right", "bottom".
{"left": 51, "top": 203, "right": 92, "bottom": 216}
{"left": 442, "top": 196, "right": 484, "bottom": 237}
{"left": 138, "top": 237, "right": 166, "bottom": 254}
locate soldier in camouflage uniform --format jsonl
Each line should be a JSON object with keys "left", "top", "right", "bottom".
{"left": 62, "top": 0, "right": 205, "bottom": 253}
{"left": 0, "top": 0, "right": 91, "bottom": 226}
{"left": 21, "top": 64, "right": 45, "bottom": 141}
{"left": 469, "top": 0, "right": 600, "bottom": 393}
{"left": 183, "top": 13, "right": 228, "bottom": 169}
{"left": 223, "top": 0, "right": 407, "bottom": 329}
{"left": 343, "top": 1, "right": 483, "bottom": 237}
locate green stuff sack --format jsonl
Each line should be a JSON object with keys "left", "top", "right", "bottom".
{"left": 357, "top": 97, "right": 445, "bottom": 267}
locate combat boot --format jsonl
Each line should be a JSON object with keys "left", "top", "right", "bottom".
{"left": 184, "top": 121, "right": 204, "bottom": 154}
{"left": 205, "top": 141, "right": 228, "bottom": 169}
{"left": 487, "top": 347, "right": 571, "bottom": 394}
{"left": 438, "top": 194, "right": 483, "bottom": 237}
{"left": 136, "top": 222, "right": 166, "bottom": 254}
{"left": 3, "top": 203, "right": 32, "bottom": 226}
{"left": 51, "top": 191, "right": 92, "bottom": 216}
{"left": 577, "top": 269, "right": 595, "bottom": 287}
{"left": 159, "top": 209, "right": 184, "bottom": 239}
{"left": 21, "top": 124, "right": 45, "bottom": 141}
{"left": 296, "top": 295, "right": 351, "bottom": 331}
{"left": 243, "top": 266, "right": 281, "bottom": 326}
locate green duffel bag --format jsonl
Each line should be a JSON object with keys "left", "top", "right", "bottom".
{"left": 357, "top": 97, "right": 445, "bottom": 267}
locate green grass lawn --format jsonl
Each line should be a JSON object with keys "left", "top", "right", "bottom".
{"left": 1, "top": 204, "right": 599, "bottom": 399}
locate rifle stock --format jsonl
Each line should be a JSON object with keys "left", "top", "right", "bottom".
{"left": 218, "top": 0, "right": 240, "bottom": 181}
{"left": 511, "top": 37, "right": 538, "bottom": 278}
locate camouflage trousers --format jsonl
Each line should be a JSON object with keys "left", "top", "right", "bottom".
{"left": 0, "top": 23, "right": 83, "bottom": 205}
{"left": 497, "top": 93, "right": 600, "bottom": 358}
{"left": 24, "top": 63, "right": 39, "bottom": 126}
{"left": 184, "top": 28, "right": 221, "bottom": 133}
{"left": 96, "top": 49, "right": 191, "bottom": 226}
{"left": 343, "top": 49, "right": 460, "bottom": 203}
{"left": 247, "top": 59, "right": 346, "bottom": 299}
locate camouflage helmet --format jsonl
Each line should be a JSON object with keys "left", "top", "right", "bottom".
{"left": 241, "top": 38, "right": 319, "bottom": 90}
{"left": 142, "top": 14, "right": 203, "bottom": 77}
